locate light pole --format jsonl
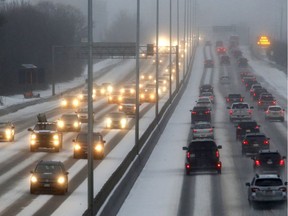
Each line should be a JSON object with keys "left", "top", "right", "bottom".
{"left": 169, "top": 0, "right": 172, "bottom": 102}
{"left": 155, "top": 0, "right": 159, "bottom": 118}
{"left": 87, "top": 0, "right": 94, "bottom": 214}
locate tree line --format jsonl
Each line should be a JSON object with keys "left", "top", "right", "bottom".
{"left": 0, "top": 2, "right": 85, "bottom": 95}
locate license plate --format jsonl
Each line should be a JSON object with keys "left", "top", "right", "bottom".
{"left": 246, "top": 129, "right": 251, "bottom": 132}
{"left": 253, "top": 143, "right": 259, "bottom": 147}
{"left": 265, "top": 190, "right": 273, "bottom": 195}
{"left": 44, "top": 184, "right": 50, "bottom": 187}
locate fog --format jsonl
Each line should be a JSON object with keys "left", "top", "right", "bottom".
{"left": 4, "top": 0, "right": 287, "bottom": 43}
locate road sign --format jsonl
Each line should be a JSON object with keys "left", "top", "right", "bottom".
{"left": 257, "top": 35, "right": 271, "bottom": 47}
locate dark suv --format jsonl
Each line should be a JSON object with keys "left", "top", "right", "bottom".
{"left": 252, "top": 150, "right": 286, "bottom": 174}
{"left": 182, "top": 139, "right": 222, "bottom": 174}
{"left": 235, "top": 120, "right": 260, "bottom": 140}
{"left": 73, "top": 132, "right": 106, "bottom": 159}
{"left": 199, "top": 84, "right": 214, "bottom": 94}
{"left": 30, "top": 160, "right": 69, "bottom": 195}
{"left": 190, "top": 106, "right": 211, "bottom": 124}
{"left": 242, "top": 133, "right": 270, "bottom": 156}
{"left": 225, "top": 93, "right": 244, "bottom": 104}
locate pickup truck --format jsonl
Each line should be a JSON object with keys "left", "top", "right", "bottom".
{"left": 227, "top": 102, "right": 254, "bottom": 122}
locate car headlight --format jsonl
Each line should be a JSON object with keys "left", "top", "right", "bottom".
{"left": 107, "top": 86, "right": 113, "bottom": 93}
{"left": 58, "top": 121, "right": 64, "bottom": 128}
{"left": 74, "top": 143, "right": 81, "bottom": 150}
{"left": 73, "top": 122, "right": 79, "bottom": 128}
{"left": 31, "top": 134, "right": 37, "bottom": 140}
{"left": 120, "top": 88, "right": 124, "bottom": 94}
{"left": 79, "top": 94, "right": 84, "bottom": 99}
{"left": 140, "top": 94, "right": 145, "bottom": 99}
{"left": 5, "top": 129, "right": 12, "bottom": 138}
{"left": 31, "top": 175, "right": 37, "bottom": 183}
{"left": 130, "top": 89, "right": 135, "bottom": 94}
{"left": 61, "top": 100, "right": 67, "bottom": 106}
{"left": 73, "top": 99, "right": 79, "bottom": 107}
{"left": 106, "top": 118, "right": 112, "bottom": 125}
{"left": 100, "top": 88, "right": 105, "bottom": 94}
{"left": 53, "top": 134, "right": 59, "bottom": 140}
{"left": 120, "top": 119, "right": 127, "bottom": 128}
{"left": 95, "top": 144, "right": 103, "bottom": 152}
{"left": 150, "top": 94, "right": 155, "bottom": 99}
{"left": 119, "top": 105, "right": 123, "bottom": 110}
{"left": 57, "top": 176, "right": 66, "bottom": 184}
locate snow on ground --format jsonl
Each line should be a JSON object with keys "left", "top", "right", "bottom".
{"left": 117, "top": 46, "right": 287, "bottom": 215}
{"left": 0, "top": 59, "right": 123, "bottom": 108}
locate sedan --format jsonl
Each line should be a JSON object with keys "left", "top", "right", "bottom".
{"left": 105, "top": 112, "right": 129, "bottom": 129}
{"left": 191, "top": 122, "right": 214, "bottom": 139}
{"left": 0, "top": 122, "right": 15, "bottom": 142}
{"left": 265, "top": 105, "right": 285, "bottom": 122}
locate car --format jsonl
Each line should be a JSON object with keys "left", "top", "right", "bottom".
{"left": 60, "top": 95, "right": 80, "bottom": 109}
{"left": 220, "top": 55, "right": 230, "bottom": 65}
{"left": 105, "top": 112, "right": 129, "bottom": 129}
{"left": 257, "top": 94, "right": 277, "bottom": 110}
{"left": 73, "top": 132, "right": 105, "bottom": 159}
{"left": 245, "top": 174, "right": 287, "bottom": 203}
{"left": 244, "top": 79, "right": 258, "bottom": 91}
{"left": 265, "top": 105, "right": 285, "bottom": 121}
{"left": 140, "top": 87, "right": 156, "bottom": 103}
{"left": 225, "top": 94, "right": 244, "bottom": 104}
{"left": 240, "top": 70, "right": 253, "bottom": 79}
{"left": 107, "top": 91, "right": 123, "bottom": 104}
{"left": 28, "top": 114, "right": 63, "bottom": 152}
{"left": 219, "top": 76, "right": 230, "bottom": 84}
{"left": 235, "top": 120, "right": 260, "bottom": 140}
{"left": 241, "top": 133, "right": 270, "bottom": 156}
{"left": 75, "top": 107, "right": 94, "bottom": 123}
{"left": 199, "top": 84, "right": 214, "bottom": 94}
{"left": 57, "top": 114, "right": 81, "bottom": 132}
{"left": 252, "top": 150, "right": 286, "bottom": 174}
{"left": 249, "top": 83, "right": 262, "bottom": 96}
{"left": 195, "top": 97, "right": 213, "bottom": 110}
{"left": 78, "top": 88, "right": 96, "bottom": 102}
{"left": 190, "top": 106, "right": 211, "bottom": 124}
{"left": 252, "top": 88, "right": 268, "bottom": 101}
{"left": 204, "top": 59, "right": 214, "bottom": 68}
{"left": 241, "top": 74, "right": 256, "bottom": 84}
{"left": 0, "top": 122, "right": 15, "bottom": 142}
{"left": 120, "top": 84, "right": 136, "bottom": 96}
{"left": 30, "top": 160, "right": 68, "bottom": 195}
{"left": 118, "top": 97, "right": 137, "bottom": 116}
{"left": 182, "top": 139, "right": 222, "bottom": 175}
{"left": 227, "top": 102, "right": 254, "bottom": 122}
{"left": 191, "top": 121, "right": 214, "bottom": 139}
{"left": 140, "top": 73, "right": 154, "bottom": 82}
{"left": 216, "top": 47, "right": 227, "bottom": 55}
{"left": 199, "top": 91, "right": 214, "bottom": 104}
{"left": 95, "top": 82, "right": 114, "bottom": 96}
{"left": 237, "top": 57, "right": 248, "bottom": 67}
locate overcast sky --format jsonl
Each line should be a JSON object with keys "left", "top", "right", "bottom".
{"left": 6, "top": 0, "right": 287, "bottom": 43}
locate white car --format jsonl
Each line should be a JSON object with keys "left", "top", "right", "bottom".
{"left": 191, "top": 122, "right": 214, "bottom": 139}
{"left": 265, "top": 105, "right": 285, "bottom": 122}
{"left": 196, "top": 97, "right": 213, "bottom": 110}
{"left": 199, "top": 92, "right": 214, "bottom": 104}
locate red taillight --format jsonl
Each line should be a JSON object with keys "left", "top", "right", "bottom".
{"left": 255, "top": 160, "right": 261, "bottom": 166}
{"left": 187, "top": 152, "right": 190, "bottom": 158}
{"left": 216, "top": 150, "right": 219, "bottom": 158}
{"left": 263, "top": 140, "right": 269, "bottom": 145}
{"left": 280, "top": 159, "right": 285, "bottom": 166}
{"left": 273, "top": 101, "right": 276, "bottom": 105}
{"left": 237, "top": 126, "right": 241, "bottom": 129}
{"left": 251, "top": 188, "right": 259, "bottom": 192}
{"left": 248, "top": 110, "right": 252, "bottom": 114}
{"left": 205, "top": 110, "right": 210, "bottom": 114}
{"left": 192, "top": 111, "right": 197, "bottom": 115}
{"left": 240, "top": 98, "right": 243, "bottom": 102}
{"left": 279, "top": 187, "right": 287, "bottom": 192}
{"left": 217, "top": 162, "right": 221, "bottom": 168}
{"left": 258, "top": 101, "right": 261, "bottom": 104}
{"left": 255, "top": 125, "right": 259, "bottom": 129}
{"left": 209, "top": 128, "right": 213, "bottom": 132}
{"left": 193, "top": 129, "right": 197, "bottom": 133}
{"left": 242, "top": 140, "right": 248, "bottom": 145}
{"left": 242, "top": 79, "right": 244, "bottom": 82}
{"left": 186, "top": 163, "right": 190, "bottom": 169}
{"left": 226, "top": 98, "right": 230, "bottom": 102}
{"left": 229, "top": 110, "right": 233, "bottom": 115}
{"left": 266, "top": 110, "right": 270, "bottom": 114}
{"left": 254, "top": 93, "right": 256, "bottom": 96}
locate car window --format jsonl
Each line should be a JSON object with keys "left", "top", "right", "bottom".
{"left": 232, "top": 104, "right": 248, "bottom": 109}
{"left": 188, "top": 141, "right": 217, "bottom": 151}
{"left": 259, "top": 153, "right": 281, "bottom": 161}
{"left": 269, "top": 107, "right": 281, "bottom": 111}
{"left": 246, "top": 135, "right": 266, "bottom": 141}
{"left": 255, "top": 179, "right": 283, "bottom": 186}
{"left": 239, "top": 122, "right": 257, "bottom": 127}
{"left": 194, "top": 124, "right": 211, "bottom": 129}
{"left": 36, "top": 164, "right": 62, "bottom": 174}
{"left": 34, "top": 124, "right": 57, "bottom": 130}
{"left": 77, "top": 134, "right": 102, "bottom": 142}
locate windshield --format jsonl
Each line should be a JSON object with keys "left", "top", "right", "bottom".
{"left": 255, "top": 179, "right": 283, "bottom": 187}
{"left": 35, "top": 164, "right": 62, "bottom": 174}
{"left": 34, "top": 124, "right": 57, "bottom": 131}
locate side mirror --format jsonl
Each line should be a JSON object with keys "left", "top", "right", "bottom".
{"left": 28, "top": 128, "right": 33, "bottom": 132}
{"left": 217, "top": 145, "right": 222, "bottom": 149}
{"left": 245, "top": 182, "right": 250, "bottom": 186}
{"left": 182, "top": 146, "right": 188, "bottom": 151}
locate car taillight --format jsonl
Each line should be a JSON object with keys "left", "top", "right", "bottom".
{"left": 217, "top": 161, "right": 221, "bottom": 168}
{"left": 255, "top": 125, "right": 259, "bottom": 129}
{"left": 242, "top": 140, "right": 248, "bottom": 145}
{"left": 242, "top": 79, "right": 244, "bottom": 82}
{"left": 192, "top": 111, "right": 197, "bottom": 115}
{"left": 255, "top": 160, "right": 261, "bottom": 166}
{"left": 263, "top": 140, "right": 269, "bottom": 145}
{"left": 216, "top": 150, "right": 219, "bottom": 158}
{"left": 266, "top": 110, "right": 270, "bottom": 114}
{"left": 254, "top": 93, "right": 256, "bottom": 96}
{"left": 240, "top": 98, "right": 243, "bottom": 102}
{"left": 187, "top": 152, "right": 190, "bottom": 158}
{"left": 193, "top": 129, "right": 197, "bottom": 133}
{"left": 280, "top": 159, "right": 285, "bottom": 166}
{"left": 251, "top": 187, "right": 259, "bottom": 192}
{"left": 205, "top": 111, "right": 210, "bottom": 114}
{"left": 273, "top": 101, "right": 276, "bottom": 105}
{"left": 279, "top": 187, "right": 287, "bottom": 192}
{"left": 237, "top": 126, "right": 241, "bottom": 129}
{"left": 226, "top": 98, "right": 230, "bottom": 102}
{"left": 258, "top": 101, "right": 261, "bottom": 104}
{"left": 229, "top": 110, "right": 233, "bottom": 115}
{"left": 248, "top": 110, "right": 252, "bottom": 114}
{"left": 186, "top": 163, "right": 190, "bottom": 169}
{"left": 209, "top": 128, "right": 213, "bottom": 132}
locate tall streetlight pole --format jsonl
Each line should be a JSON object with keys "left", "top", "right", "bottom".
{"left": 169, "top": 0, "right": 172, "bottom": 102}
{"left": 87, "top": 0, "right": 94, "bottom": 214}
{"left": 184, "top": 0, "right": 187, "bottom": 77}
{"left": 135, "top": 0, "right": 140, "bottom": 154}
{"left": 155, "top": 0, "right": 159, "bottom": 119}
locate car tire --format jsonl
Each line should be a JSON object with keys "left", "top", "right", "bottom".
{"left": 186, "top": 170, "right": 190, "bottom": 175}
